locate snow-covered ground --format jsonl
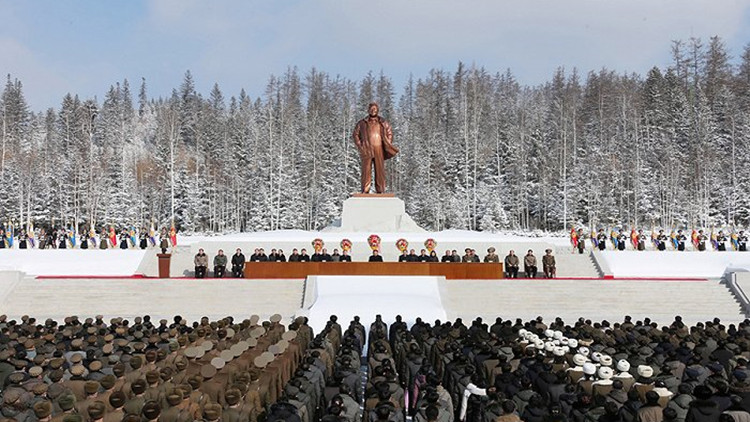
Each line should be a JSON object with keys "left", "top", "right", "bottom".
{"left": 300, "top": 275, "right": 447, "bottom": 336}
{"left": 600, "top": 251, "right": 750, "bottom": 278}
{"left": 0, "top": 249, "right": 148, "bottom": 276}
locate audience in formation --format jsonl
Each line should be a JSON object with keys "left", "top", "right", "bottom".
{"left": 1, "top": 311, "right": 748, "bottom": 422}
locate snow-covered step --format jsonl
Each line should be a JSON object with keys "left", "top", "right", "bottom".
{"left": 0, "top": 277, "right": 305, "bottom": 323}
{"left": 440, "top": 279, "right": 744, "bottom": 325}
{"left": 551, "top": 251, "right": 603, "bottom": 278}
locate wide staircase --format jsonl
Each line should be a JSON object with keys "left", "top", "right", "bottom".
{"left": 440, "top": 278, "right": 745, "bottom": 325}
{"left": 0, "top": 276, "right": 305, "bottom": 322}
{"left": 553, "top": 249, "right": 602, "bottom": 277}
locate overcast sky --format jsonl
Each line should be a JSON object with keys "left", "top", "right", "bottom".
{"left": 1, "top": 0, "right": 749, "bottom": 110}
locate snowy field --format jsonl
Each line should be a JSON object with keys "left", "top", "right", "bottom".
{"left": 600, "top": 251, "right": 750, "bottom": 278}
{"left": 300, "top": 275, "right": 447, "bottom": 336}
{"left": 0, "top": 249, "right": 148, "bottom": 276}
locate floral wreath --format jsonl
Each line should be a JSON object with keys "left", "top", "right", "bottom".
{"left": 340, "top": 239, "right": 352, "bottom": 252}
{"left": 367, "top": 234, "right": 381, "bottom": 251}
{"left": 396, "top": 238, "right": 409, "bottom": 252}
{"left": 312, "top": 238, "right": 324, "bottom": 252}
{"left": 424, "top": 238, "right": 437, "bottom": 252}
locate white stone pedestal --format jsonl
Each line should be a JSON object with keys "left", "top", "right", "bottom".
{"left": 337, "top": 195, "right": 425, "bottom": 232}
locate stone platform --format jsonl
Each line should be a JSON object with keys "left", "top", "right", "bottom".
{"left": 335, "top": 195, "right": 424, "bottom": 232}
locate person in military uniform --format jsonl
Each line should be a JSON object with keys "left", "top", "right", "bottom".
{"left": 542, "top": 249, "right": 556, "bottom": 278}
{"left": 636, "top": 229, "right": 646, "bottom": 251}
{"left": 716, "top": 230, "right": 728, "bottom": 251}
{"left": 159, "top": 228, "right": 170, "bottom": 254}
{"left": 596, "top": 229, "right": 607, "bottom": 251}
{"left": 577, "top": 228, "right": 586, "bottom": 254}
{"left": 740, "top": 230, "right": 748, "bottom": 252}
{"left": 58, "top": 228, "right": 68, "bottom": 249}
{"left": 17, "top": 229, "right": 28, "bottom": 249}
{"left": 617, "top": 229, "right": 628, "bottom": 251}
{"left": 139, "top": 228, "right": 149, "bottom": 250}
{"left": 523, "top": 250, "right": 537, "bottom": 278}
{"left": 697, "top": 230, "right": 708, "bottom": 251}
{"left": 504, "top": 250, "right": 519, "bottom": 278}
{"left": 656, "top": 230, "right": 668, "bottom": 251}
{"left": 119, "top": 229, "right": 130, "bottom": 250}
{"left": 676, "top": 230, "right": 687, "bottom": 251}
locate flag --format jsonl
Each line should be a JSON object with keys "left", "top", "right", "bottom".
{"left": 68, "top": 225, "right": 76, "bottom": 248}
{"left": 89, "top": 226, "right": 96, "bottom": 248}
{"left": 148, "top": 222, "right": 156, "bottom": 246}
{"left": 711, "top": 230, "right": 718, "bottom": 250}
{"left": 610, "top": 230, "right": 618, "bottom": 250}
{"left": 630, "top": 229, "right": 638, "bottom": 249}
{"left": 129, "top": 226, "right": 137, "bottom": 247}
{"left": 27, "top": 221, "right": 35, "bottom": 248}
{"left": 651, "top": 229, "right": 659, "bottom": 249}
{"left": 570, "top": 227, "right": 578, "bottom": 248}
{"left": 169, "top": 226, "right": 177, "bottom": 247}
{"left": 108, "top": 226, "right": 117, "bottom": 247}
{"left": 670, "top": 231, "right": 678, "bottom": 249}
{"left": 591, "top": 231, "right": 598, "bottom": 249}
{"left": 6, "top": 221, "right": 13, "bottom": 248}
{"left": 732, "top": 233, "right": 740, "bottom": 251}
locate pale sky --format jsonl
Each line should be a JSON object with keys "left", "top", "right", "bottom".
{"left": 1, "top": 0, "right": 749, "bottom": 110}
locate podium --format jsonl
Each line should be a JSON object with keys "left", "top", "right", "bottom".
{"left": 157, "top": 254, "right": 171, "bottom": 278}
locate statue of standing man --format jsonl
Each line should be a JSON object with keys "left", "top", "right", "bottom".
{"left": 353, "top": 102, "right": 399, "bottom": 194}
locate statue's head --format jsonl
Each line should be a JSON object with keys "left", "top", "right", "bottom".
{"left": 368, "top": 102, "right": 379, "bottom": 117}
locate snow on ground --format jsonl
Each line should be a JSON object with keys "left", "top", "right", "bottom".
{"left": 600, "top": 251, "right": 750, "bottom": 278}
{"left": 0, "top": 249, "right": 148, "bottom": 276}
{"left": 300, "top": 276, "right": 447, "bottom": 337}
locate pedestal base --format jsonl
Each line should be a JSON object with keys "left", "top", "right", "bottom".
{"left": 336, "top": 196, "right": 425, "bottom": 232}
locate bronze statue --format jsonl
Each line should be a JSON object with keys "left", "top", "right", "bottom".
{"left": 353, "top": 102, "right": 398, "bottom": 193}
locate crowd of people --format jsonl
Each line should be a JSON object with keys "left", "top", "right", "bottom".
{"left": 572, "top": 228, "right": 749, "bottom": 254}
{"left": 3, "top": 312, "right": 748, "bottom": 422}
{"left": 0, "top": 226, "right": 176, "bottom": 253}
{"left": 192, "top": 248, "right": 557, "bottom": 279}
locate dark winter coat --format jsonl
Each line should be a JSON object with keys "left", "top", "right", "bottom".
{"left": 231, "top": 253, "right": 246, "bottom": 268}
{"left": 686, "top": 400, "right": 721, "bottom": 422}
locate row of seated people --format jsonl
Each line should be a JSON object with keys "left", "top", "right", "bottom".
{"left": 193, "top": 247, "right": 557, "bottom": 279}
